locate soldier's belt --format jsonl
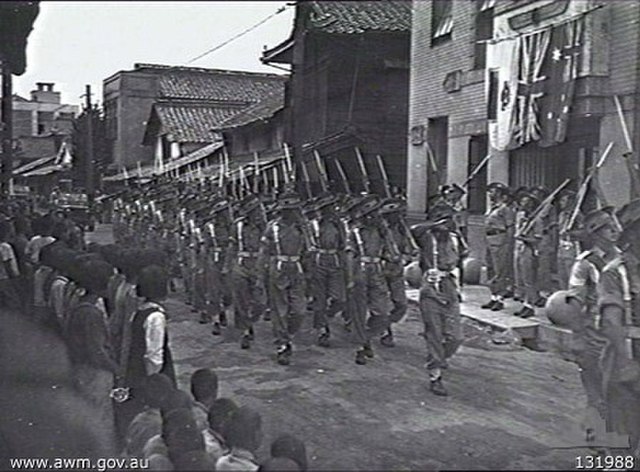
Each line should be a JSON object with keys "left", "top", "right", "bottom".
{"left": 316, "top": 249, "right": 338, "bottom": 255}
{"left": 360, "top": 256, "right": 382, "bottom": 264}
{"left": 273, "top": 255, "right": 301, "bottom": 263}
{"left": 237, "top": 251, "right": 259, "bottom": 258}
{"left": 486, "top": 229, "right": 506, "bottom": 236}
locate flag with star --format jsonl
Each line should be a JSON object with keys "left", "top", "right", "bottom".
{"left": 537, "top": 16, "right": 584, "bottom": 147}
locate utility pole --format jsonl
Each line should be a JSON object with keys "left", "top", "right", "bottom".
{"left": 83, "top": 84, "right": 95, "bottom": 207}
{"left": 1, "top": 61, "right": 13, "bottom": 196}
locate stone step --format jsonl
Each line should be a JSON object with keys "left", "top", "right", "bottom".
{"left": 407, "top": 285, "right": 574, "bottom": 350}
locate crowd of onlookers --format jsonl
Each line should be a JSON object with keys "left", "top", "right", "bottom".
{"left": 0, "top": 198, "right": 309, "bottom": 471}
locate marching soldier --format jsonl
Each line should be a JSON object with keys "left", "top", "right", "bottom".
{"left": 204, "top": 197, "right": 233, "bottom": 336}
{"left": 562, "top": 208, "right": 621, "bottom": 445}
{"left": 258, "top": 191, "right": 312, "bottom": 366}
{"left": 410, "top": 204, "right": 463, "bottom": 397}
{"left": 378, "top": 197, "right": 417, "bottom": 347}
{"left": 596, "top": 199, "right": 640, "bottom": 456}
{"left": 344, "top": 195, "right": 392, "bottom": 365}
{"left": 309, "top": 193, "right": 347, "bottom": 348}
{"left": 482, "top": 182, "right": 515, "bottom": 311}
{"left": 229, "top": 194, "right": 267, "bottom": 350}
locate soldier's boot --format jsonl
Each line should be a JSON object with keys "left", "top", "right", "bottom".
{"left": 380, "top": 327, "right": 395, "bottom": 348}
{"left": 481, "top": 300, "right": 497, "bottom": 310}
{"left": 276, "top": 343, "right": 292, "bottom": 366}
{"left": 211, "top": 322, "right": 222, "bottom": 336}
{"left": 534, "top": 295, "right": 547, "bottom": 308}
{"left": 240, "top": 330, "right": 252, "bottom": 349}
{"left": 490, "top": 299, "right": 505, "bottom": 311}
{"left": 219, "top": 311, "right": 228, "bottom": 328}
{"left": 247, "top": 326, "right": 255, "bottom": 341}
{"left": 429, "top": 378, "right": 448, "bottom": 397}
{"left": 518, "top": 306, "right": 535, "bottom": 318}
{"left": 317, "top": 327, "right": 330, "bottom": 348}
{"left": 199, "top": 310, "right": 211, "bottom": 324}
{"left": 362, "top": 342, "right": 374, "bottom": 359}
{"left": 355, "top": 347, "right": 368, "bottom": 365}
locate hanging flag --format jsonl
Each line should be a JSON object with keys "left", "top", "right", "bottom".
{"left": 511, "top": 28, "right": 552, "bottom": 148}
{"left": 488, "top": 36, "right": 521, "bottom": 151}
{"left": 538, "top": 16, "right": 584, "bottom": 147}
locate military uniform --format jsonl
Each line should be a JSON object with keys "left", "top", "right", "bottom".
{"left": 483, "top": 183, "right": 515, "bottom": 310}
{"left": 229, "top": 196, "right": 267, "bottom": 349}
{"left": 309, "top": 194, "right": 347, "bottom": 348}
{"left": 259, "top": 192, "right": 311, "bottom": 365}
{"left": 411, "top": 204, "right": 463, "bottom": 396}
{"left": 379, "top": 198, "right": 416, "bottom": 347}
{"left": 204, "top": 198, "right": 233, "bottom": 335}
{"left": 345, "top": 196, "right": 392, "bottom": 365}
{"left": 513, "top": 195, "right": 542, "bottom": 318}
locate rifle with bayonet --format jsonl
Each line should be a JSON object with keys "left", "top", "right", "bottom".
{"left": 519, "top": 178, "right": 572, "bottom": 239}
{"left": 354, "top": 147, "right": 371, "bottom": 193}
{"left": 313, "top": 150, "right": 329, "bottom": 193}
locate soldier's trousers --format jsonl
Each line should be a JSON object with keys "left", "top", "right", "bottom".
{"left": 487, "top": 242, "right": 511, "bottom": 297}
{"left": 269, "top": 262, "right": 307, "bottom": 344}
{"left": 311, "top": 260, "right": 346, "bottom": 330}
{"left": 384, "top": 262, "right": 408, "bottom": 324}
{"left": 232, "top": 260, "right": 266, "bottom": 332}
{"left": 193, "top": 267, "right": 207, "bottom": 313}
{"left": 205, "top": 255, "right": 231, "bottom": 320}
{"left": 515, "top": 245, "right": 538, "bottom": 305}
{"left": 572, "top": 320, "right": 607, "bottom": 414}
{"left": 557, "top": 242, "right": 576, "bottom": 291}
{"left": 419, "top": 275, "right": 462, "bottom": 371}
{"left": 537, "top": 237, "right": 556, "bottom": 293}
{"left": 351, "top": 263, "right": 391, "bottom": 345}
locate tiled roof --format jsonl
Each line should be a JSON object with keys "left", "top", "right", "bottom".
{"left": 308, "top": 1, "right": 412, "bottom": 34}
{"left": 158, "top": 69, "right": 287, "bottom": 104}
{"left": 154, "top": 104, "right": 240, "bottom": 143}
{"left": 163, "top": 141, "right": 224, "bottom": 174}
{"left": 216, "top": 87, "right": 285, "bottom": 130}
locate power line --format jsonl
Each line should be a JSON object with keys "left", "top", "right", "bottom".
{"left": 186, "top": 4, "right": 291, "bottom": 65}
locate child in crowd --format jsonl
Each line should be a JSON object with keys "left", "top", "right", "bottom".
{"left": 216, "top": 406, "right": 262, "bottom": 472}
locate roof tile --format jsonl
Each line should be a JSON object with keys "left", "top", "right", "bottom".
{"left": 309, "top": 1, "right": 412, "bottom": 34}
{"left": 155, "top": 105, "right": 240, "bottom": 143}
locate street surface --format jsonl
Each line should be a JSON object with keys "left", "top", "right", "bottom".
{"left": 91, "top": 224, "right": 590, "bottom": 470}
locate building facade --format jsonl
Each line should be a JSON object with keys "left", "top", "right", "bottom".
{"left": 103, "top": 63, "right": 286, "bottom": 173}
{"left": 408, "top": 0, "right": 640, "bottom": 219}
{"left": 262, "top": 0, "right": 411, "bottom": 194}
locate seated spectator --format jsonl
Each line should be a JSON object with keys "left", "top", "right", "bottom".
{"left": 125, "top": 373, "right": 175, "bottom": 458}
{"left": 216, "top": 406, "right": 262, "bottom": 472}
{"left": 190, "top": 368, "right": 219, "bottom": 429}
{"left": 203, "top": 398, "right": 238, "bottom": 463}
{"left": 258, "top": 458, "right": 301, "bottom": 472}
{"left": 270, "top": 434, "right": 308, "bottom": 471}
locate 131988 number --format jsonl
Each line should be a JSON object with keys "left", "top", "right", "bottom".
{"left": 575, "top": 455, "right": 635, "bottom": 470}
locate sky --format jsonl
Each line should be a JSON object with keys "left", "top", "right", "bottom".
{"left": 15, "top": 1, "right": 295, "bottom": 106}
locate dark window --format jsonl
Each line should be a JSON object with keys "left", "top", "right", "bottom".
{"left": 487, "top": 69, "right": 499, "bottom": 120}
{"left": 431, "top": 0, "right": 454, "bottom": 46}
{"left": 37, "top": 124, "right": 45, "bottom": 135}
{"left": 474, "top": 1, "right": 494, "bottom": 69}
{"left": 426, "top": 117, "right": 448, "bottom": 205}
{"left": 468, "top": 135, "right": 488, "bottom": 214}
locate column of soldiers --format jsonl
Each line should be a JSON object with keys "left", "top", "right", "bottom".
{"left": 111, "top": 154, "right": 467, "bottom": 397}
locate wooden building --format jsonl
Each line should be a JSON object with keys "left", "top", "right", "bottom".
{"left": 262, "top": 0, "right": 411, "bottom": 195}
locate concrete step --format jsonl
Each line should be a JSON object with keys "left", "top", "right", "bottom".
{"left": 407, "top": 285, "right": 575, "bottom": 352}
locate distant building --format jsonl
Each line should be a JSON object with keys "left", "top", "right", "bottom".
{"left": 10, "top": 82, "right": 79, "bottom": 168}
{"left": 103, "top": 63, "right": 287, "bottom": 173}
{"left": 408, "top": 0, "right": 640, "bottom": 217}
{"left": 261, "top": 0, "right": 411, "bottom": 194}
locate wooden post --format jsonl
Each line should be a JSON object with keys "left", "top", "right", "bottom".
{"left": 1, "top": 62, "right": 13, "bottom": 196}
{"left": 84, "top": 85, "right": 95, "bottom": 206}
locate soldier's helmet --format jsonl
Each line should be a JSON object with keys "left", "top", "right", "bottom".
{"left": 313, "top": 193, "right": 340, "bottom": 212}
{"left": 350, "top": 194, "right": 380, "bottom": 219}
{"left": 544, "top": 290, "right": 582, "bottom": 330}
{"left": 441, "top": 183, "right": 465, "bottom": 198}
{"left": 276, "top": 192, "right": 302, "bottom": 211}
{"left": 238, "top": 194, "right": 263, "bottom": 216}
{"left": 378, "top": 197, "right": 406, "bottom": 215}
{"left": 583, "top": 206, "right": 617, "bottom": 234}
{"left": 425, "top": 202, "right": 454, "bottom": 228}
